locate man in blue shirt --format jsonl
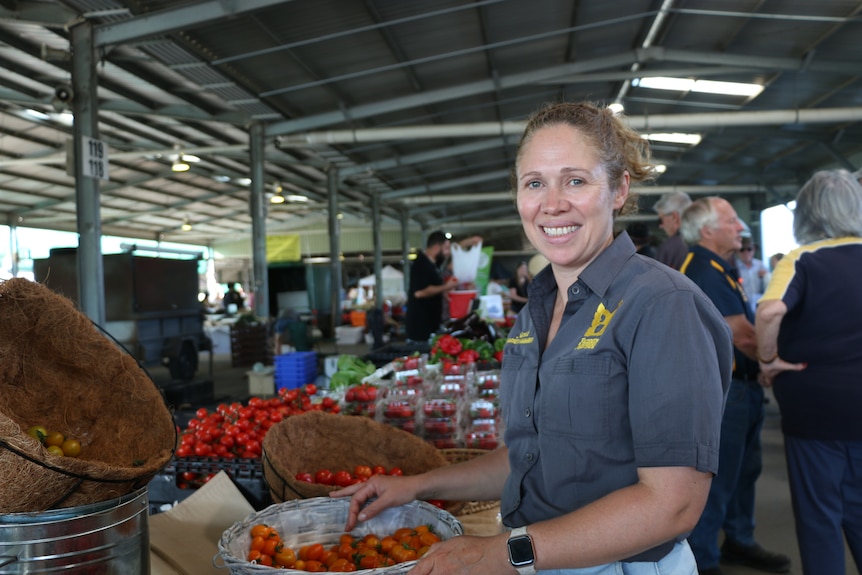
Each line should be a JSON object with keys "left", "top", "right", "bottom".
{"left": 680, "top": 197, "right": 791, "bottom": 575}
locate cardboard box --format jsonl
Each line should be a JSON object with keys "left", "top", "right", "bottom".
{"left": 149, "top": 471, "right": 255, "bottom": 575}
{"left": 246, "top": 368, "right": 275, "bottom": 396}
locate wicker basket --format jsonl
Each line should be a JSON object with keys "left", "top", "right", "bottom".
{"left": 440, "top": 448, "right": 501, "bottom": 516}
{"left": 216, "top": 497, "right": 463, "bottom": 575}
{"left": 262, "top": 411, "right": 449, "bottom": 504}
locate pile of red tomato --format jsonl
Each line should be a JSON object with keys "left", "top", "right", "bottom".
{"left": 294, "top": 464, "right": 403, "bottom": 488}
{"left": 246, "top": 522, "right": 441, "bottom": 571}
{"left": 175, "top": 384, "right": 338, "bottom": 459}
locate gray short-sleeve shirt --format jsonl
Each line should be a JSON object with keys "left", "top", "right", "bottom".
{"left": 499, "top": 233, "right": 732, "bottom": 551}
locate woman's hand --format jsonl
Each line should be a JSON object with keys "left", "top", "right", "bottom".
{"left": 329, "top": 473, "right": 419, "bottom": 532}
{"left": 409, "top": 534, "right": 512, "bottom": 575}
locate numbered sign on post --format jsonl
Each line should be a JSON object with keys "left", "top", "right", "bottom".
{"left": 81, "top": 136, "right": 109, "bottom": 180}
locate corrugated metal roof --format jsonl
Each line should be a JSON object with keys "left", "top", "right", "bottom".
{"left": 0, "top": 0, "right": 860, "bottom": 256}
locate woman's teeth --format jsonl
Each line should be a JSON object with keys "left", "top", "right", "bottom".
{"left": 543, "top": 225, "right": 579, "bottom": 237}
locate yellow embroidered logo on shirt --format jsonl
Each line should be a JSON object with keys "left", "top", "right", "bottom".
{"left": 507, "top": 330, "right": 534, "bottom": 345}
{"left": 576, "top": 301, "right": 621, "bottom": 349}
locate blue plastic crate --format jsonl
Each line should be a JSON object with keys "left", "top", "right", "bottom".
{"left": 274, "top": 352, "right": 317, "bottom": 390}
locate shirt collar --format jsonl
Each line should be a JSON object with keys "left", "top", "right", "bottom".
{"left": 529, "top": 232, "right": 637, "bottom": 300}
{"left": 691, "top": 244, "right": 738, "bottom": 275}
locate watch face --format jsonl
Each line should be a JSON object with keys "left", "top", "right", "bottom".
{"left": 508, "top": 535, "right": 535, "bottom": 566}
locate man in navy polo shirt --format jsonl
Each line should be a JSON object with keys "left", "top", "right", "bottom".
{"left": 680, "top": 197, "right": 791, "bottom": 575}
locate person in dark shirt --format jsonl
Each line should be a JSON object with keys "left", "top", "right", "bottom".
{"left": 332, "top": 101, "right": 732, "bottom": 575}
{"left": 627, "top": 222, "right": 656, "bottom": 259}
{"left": 681, "top": 197, "right": 791, "bottom": 575}
{"left": 756, "top": 169, "right": 862, "bottom": 575}
{"left": 404, "top": 231, "right": 480, "bottom": 341}
{"left": 507, "top": 260, "right": 531, "bottom": 313}
{"left": 654, "top": 191, "right": 692, "bottom": 269}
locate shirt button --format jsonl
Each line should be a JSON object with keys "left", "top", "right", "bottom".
{"left": 524, "top": 408, "right": 531, "bottom": 418}
{"left": 571, "top": 286, "right": 580, "bottom": 295}
{"left": 526, "top": 453, "right": 534, "bottom": 461}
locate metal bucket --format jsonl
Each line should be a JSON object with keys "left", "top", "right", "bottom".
{"left": 0, "top": 486, "right": 149, "bottom": 574}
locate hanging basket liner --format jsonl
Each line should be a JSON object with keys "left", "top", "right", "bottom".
{"left": 262, "top": 411, "right": 449, "bottom": 504}
{"left": 0, "top": 278, "right": 176, "bottom": 513}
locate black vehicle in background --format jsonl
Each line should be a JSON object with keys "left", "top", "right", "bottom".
{"left": 33, "top": 247, "right": 210, "bottom": 381}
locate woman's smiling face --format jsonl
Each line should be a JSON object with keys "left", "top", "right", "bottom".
{"left": 516, "top": 123, "right": 628, "bottom": 277}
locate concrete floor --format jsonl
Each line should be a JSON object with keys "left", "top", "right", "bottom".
{"left": 149, "top": 345, "right": 859, "bottom": 575}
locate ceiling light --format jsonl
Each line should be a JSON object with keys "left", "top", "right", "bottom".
{"left": 643, "top": 132, "right": 703, "bottom": 146}
{"left": 607, "top": 102, "right": 625, "bottom": 114}
{"left": 181, "top": 217, "right": 192, "bottom": 231}
{"left": 653, "top": 164, "right": 667, "bottom": 174}
{"left": 285, "top": 194, "right": 308, "bottom": 202}
{"left": 634, "top": 76, "right": 764, "bottom": 97}
{"left": 172, "top": 158, "right": 190, "bottom": 172}
{"left": 270, "top": 185, "right": 285, "bottom": 204}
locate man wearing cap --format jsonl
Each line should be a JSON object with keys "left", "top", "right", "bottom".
{"left": 654, "top": 191, "right": 692, "bottom": 269}
{"left": 736, "top": 237, "right": 767, "bottom": 314}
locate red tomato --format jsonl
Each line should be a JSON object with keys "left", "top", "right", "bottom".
{"left": 388, "top": 467, "right": 403, "bottom": 476}
{"left": 314, "top": 469, "right": 334, "bottom": 485}
{"left": 333, "top": 470, "right": 353, "bottom": 487}
{"left": 304, "top": 383, "right": 317, "bottom": 396}
{"left": 295, "top": 472, "right": 314, "bottom": 483}
{"left": 372, "top": 465, "right": 387, "bottom": 476}
{"left": 354, "top": 465, "right": 372, "bottom": 480}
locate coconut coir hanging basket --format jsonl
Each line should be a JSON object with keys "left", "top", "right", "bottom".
{"left": 262, "top": 411, "right": 449, "bottom": 503}
{"left": 0, "top": 278, "right": 176, "bottom": 513}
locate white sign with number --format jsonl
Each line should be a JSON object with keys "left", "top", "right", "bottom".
{"left": 81, "top": 136, "right": 109, "bottom": 180}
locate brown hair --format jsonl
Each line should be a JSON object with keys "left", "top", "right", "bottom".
{"left": 511, "top": 101, "right": 656, "bottom": 216}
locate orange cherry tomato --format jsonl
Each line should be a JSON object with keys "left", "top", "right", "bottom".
{"left": 250, "top": 536, "right": 265, "bottom": 552}
{"left": 274, "top": 547, "right": 297, "bottom": 568}
{"left": 305, "top": 542, "right": 325, "bottom": 562}
{"left": 262, "top": 537, "right": 282, "bottom": 557}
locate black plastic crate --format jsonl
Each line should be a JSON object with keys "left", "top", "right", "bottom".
{"left": 148, "top": 456, "right": 271, "bottom": 513}
{"left": 363, "top": 342, "right": 430, "bottom": 367}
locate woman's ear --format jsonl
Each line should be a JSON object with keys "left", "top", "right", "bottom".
{"left": 613, "top": 170, "right": 630, "bottom": 210}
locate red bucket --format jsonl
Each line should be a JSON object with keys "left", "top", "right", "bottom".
{"left": 449, "top": 290, "right": 477, "bottom": 319}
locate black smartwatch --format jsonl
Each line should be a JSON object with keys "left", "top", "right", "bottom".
{"left": 507, "top": 526, "right": 536, "bottom": 574}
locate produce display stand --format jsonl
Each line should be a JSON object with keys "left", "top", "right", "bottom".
{"left": 148, "top": 456, "right": 271, "bottom": 514}
{"left": 363, "top": 341, "right": 430, "bottom": 367}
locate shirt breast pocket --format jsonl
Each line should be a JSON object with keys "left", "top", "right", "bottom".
{"left": 541, "top": 355, "right": 612, "bottom": 440}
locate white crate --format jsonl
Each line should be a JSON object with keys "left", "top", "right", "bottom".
{"left": 335, "top": 325, "right": 365, "bottom": 345}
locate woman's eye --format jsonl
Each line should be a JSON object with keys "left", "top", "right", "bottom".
{"left": 567, "top": 177, "right": 584, "bottom": 186}
{"left": 526, "top": 180, "right": 543, "bottom": 189}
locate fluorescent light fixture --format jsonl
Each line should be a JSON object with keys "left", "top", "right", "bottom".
{"left": 22, "top": 109, "right": 51, "bottom": 121}
{"left": 286, "top": 194, "right": 308, "bottom": 202}
{"left": 653, "top": 164, "right": 667, "bottom": 174}
{"left": 634, "top": 76, "right": 764, "bottom": 97}
{"left": 270, "top": 188, "right": 285, "bottom": 204}
{"left": 236, "top": 178, "right": 252, "bottom": 186}
{"left": 643, "top": 132, "right": 703, "bottom": 146}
